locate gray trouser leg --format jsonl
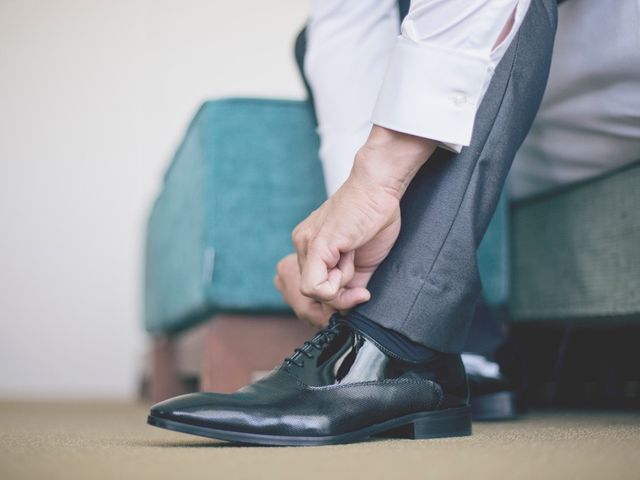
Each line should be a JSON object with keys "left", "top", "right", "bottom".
{"left": 355, "top": 0, "right": 558, "bottom": 353}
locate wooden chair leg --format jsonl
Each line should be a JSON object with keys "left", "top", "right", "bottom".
{"left": 200, "top": 314, "right": 317, "bottom": 393}
{"left": 150, "top": 334, "right": 190, "bottom": 403}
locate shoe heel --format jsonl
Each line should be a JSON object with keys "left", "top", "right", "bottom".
{"left": 471, "top": 391, "right": 520, "bottom": 421}
{"left": 410, "top": 406, "right": 472, "bottom": 439}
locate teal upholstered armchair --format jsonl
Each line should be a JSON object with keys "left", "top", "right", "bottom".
{"left": 144, "top": 98, "right": 511, "bottom": 336}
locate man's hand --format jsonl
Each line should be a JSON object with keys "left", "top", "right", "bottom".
{"left": 274, "top": 253, "right": 334, "bottom": 328}
{"left": 292, "top": 125, "right": 437, "bottom": 311}
{"left": 292, "top": 170, "right": 400, "bottom": 310}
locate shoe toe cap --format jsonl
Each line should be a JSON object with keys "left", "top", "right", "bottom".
{"left": 150, "top": 392, "right": 225, "bottom": 422}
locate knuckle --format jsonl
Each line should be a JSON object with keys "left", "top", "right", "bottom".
{"left": 292, "top": 235, "right": 304, "bottom": 251}
{"left": 291, "top": 226, "right": 304, "bottom": 243}
{"left": 299, "top": 284, "right": 314, "bottom": 297}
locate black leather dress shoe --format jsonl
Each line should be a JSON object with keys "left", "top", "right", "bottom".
{"left": 467, "top": 338, "right": 528, "bottom": 421}
{"left": 469, "top": 373, "right": 525, "bottom": 421}
{"left": 148, "top": 317, "right": 471, "bottom": 446}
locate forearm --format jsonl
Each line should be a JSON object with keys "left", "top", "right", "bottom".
{"left": 351, "top": 125, "right": 438, "bottom": 200}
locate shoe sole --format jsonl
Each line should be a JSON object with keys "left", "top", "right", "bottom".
{"left": 471, "top": 391, "right": 520, "bottom": 421}
{"left": 147, "top": 406, "right": 472, "bottom": 446}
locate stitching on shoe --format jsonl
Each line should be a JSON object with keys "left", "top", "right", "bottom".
{"left": 301, "top": 377, "right": 442, "bottom": 392}
{"left": 303, "top": 379, "right": 445, "bottom": 408}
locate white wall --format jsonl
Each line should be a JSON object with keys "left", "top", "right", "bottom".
{"left": 0, "top": 0, "right": 308, "bottom": 399}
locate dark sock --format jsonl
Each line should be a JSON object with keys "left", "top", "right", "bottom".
{"left": 346, "top": 311, "right": 439, "bottom": 363}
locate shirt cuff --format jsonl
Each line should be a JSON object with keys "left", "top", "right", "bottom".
{"left": 371, "top": 36, "right": 491, "bottom": 149}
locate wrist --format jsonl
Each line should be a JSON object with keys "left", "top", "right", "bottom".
{"left": 352, "top": 125, "right": 436, "bottom": 199}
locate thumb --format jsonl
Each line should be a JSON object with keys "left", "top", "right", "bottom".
{"left": 337, "top": 250, "right": 356, "bottom": 288}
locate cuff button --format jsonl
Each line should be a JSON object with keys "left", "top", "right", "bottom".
{"left": 453, "top": 94, "right": 468, "bottom": 107}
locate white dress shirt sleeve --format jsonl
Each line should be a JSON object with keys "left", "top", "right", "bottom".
{"left": 305, "top": 0, "right": 529, "bottom": 194}
{"left": 373, "top": 0, "right": 529, "bottom": 150}
{"left": 305, "top": 0, "right": 400, "bottom": 194}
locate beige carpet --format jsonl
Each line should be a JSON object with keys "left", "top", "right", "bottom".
{"left": 1, "top": 402, "right": 639, "bottom": 480}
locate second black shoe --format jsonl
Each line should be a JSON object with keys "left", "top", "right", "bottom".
{"left": 148, "top": 316, "right": 472, "bottom": 446}
{"left": 467, "top": 343, "right": 528, "bottom": 421}
{"left": 469, "top": 373, "right": 524, "bottom": 421}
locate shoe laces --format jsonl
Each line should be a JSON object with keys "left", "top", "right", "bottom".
{"left": 284, "top": 316, "right": 341, "bottom": 368}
